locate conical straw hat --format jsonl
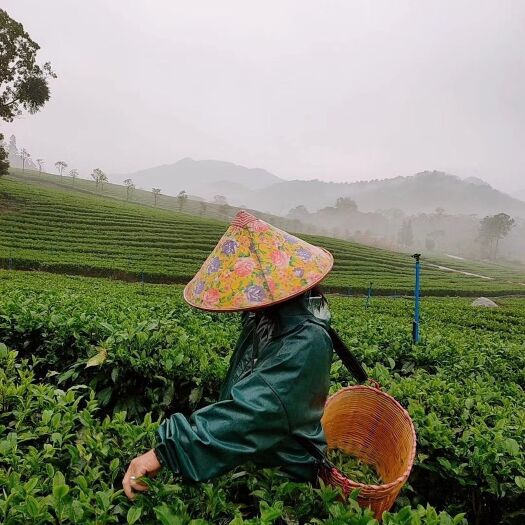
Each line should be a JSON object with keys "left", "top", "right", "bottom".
{"left": 184, "top": 211, "right": 334, "bottom": 312}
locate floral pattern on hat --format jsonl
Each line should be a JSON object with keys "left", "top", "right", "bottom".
{"left": 183, "top": 211, "right": 334, "bottom": 311}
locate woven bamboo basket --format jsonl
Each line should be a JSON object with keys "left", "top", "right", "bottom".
{"left": 320, "top": 385, "right": 417, "bottom": 519}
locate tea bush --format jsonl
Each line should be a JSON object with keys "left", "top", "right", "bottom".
{"left": 0, "top": 344, "right": 466, "bottom": 524}
{"left": 0, "top": 271, "right": 524, "bottom": 523}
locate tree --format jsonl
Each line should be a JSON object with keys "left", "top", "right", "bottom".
{"left": 397, "top": 220, "right": 414, "bottom": 248}
{"left": 7, "top": 135, "right": 18, "bottom": 167}
{"left": 69, "top": 169, "right": 78, "bottom": 185}
{"left": 335, "top": 197, "right": 358, "bottom": 213}
{"left": 123, "top": 179, "right": 135, "bottom": 201}
{"left": 18, "top": 148, "right": 30, "bottom": 172}
{"left": 0, "top": 134, "right": 9, "bottom": 176}
{"left": 199, "top": 201, "right": 207, "bottom": 217}
{"left": 177, "top": 190, "right": 188, "bottom": 211}
{"left": 8, "top": 135, "right": 17, "bottom": 155}
{"left": 152, "top": 188, "right": 161, "bottom": 206}
{"left": 99, "top": 172, "right": 108, "bottom": 192}
{"left": 0, "top": 9, "right": 56, "bottom": 122}
{"left": 55, "top": 160, "right": 67, "bottom": 176}
{"left": 213, "top": 195, "right": 227, "bottom": 206}
{"left": 90, "top": 168, "right": 105, "bottom": 192}
{"left": 478, "top": 213, "right": 515, "bottom": 260}
{"left": 288, "top": 205, "right": 310, "bottom": 221}
{"left": 36, "top": 158, "right": 44, "bottom": 174}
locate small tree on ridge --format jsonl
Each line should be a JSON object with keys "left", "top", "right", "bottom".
{"left": 55, "top": 160, "right": 67, "bottom": 176}
{"left": 152, "top": 188, "right": 161, "bottom": 206}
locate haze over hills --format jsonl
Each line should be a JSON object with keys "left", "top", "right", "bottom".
{"left": 251, "top": 171, "right": 525, "bottom": 217}
{"left": 119, "top": 159, "right": 525, "bottom": 218}
{"left": 118, "top": 158, "right": 283, "bottom": 200}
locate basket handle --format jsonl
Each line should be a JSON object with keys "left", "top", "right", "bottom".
{"left": 367, "top": 379, "right": 382, "bottom": 390}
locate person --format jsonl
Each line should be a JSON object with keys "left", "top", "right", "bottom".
{"left": 123, "top": 210, "right": 335, "bottom": 500}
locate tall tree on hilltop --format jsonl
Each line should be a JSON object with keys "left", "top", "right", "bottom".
{"left": 55, "top": 160, "right": 67, "bottom": 176}
{"left": 18, "top": 148, "right": 30, "bottom": 172}
{"left": 99, "top": 172, "right": 108, "bottom": 192}
{"left": 90, "top": 168, "right": 105, "bottom": 192}
{"left": 69, "top": 168, "right": 78, "bottom": 185}
{"left": 478, "top": 213, "right": 515, "bottom": 260}
{"left": 123, "top": 179, "right": 135, "bottom": 201}
{"left": 177, "top": 190, "right": 188, "bottom": 211}
{"left": 0, "top": 134, "right": 9, "bottom": 176}
{"left": 152, "top": 188, "right": 161, "bottom": 206}
{"left": 36, "top": 158, "right": 44, "bottom": 174}
{"left": 0, "top": 9, "right": 56, "bottom": 122}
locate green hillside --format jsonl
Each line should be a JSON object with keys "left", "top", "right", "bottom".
{"left": 1, "top": 172, "right": 524, "bottom": 295}
{"left": 6, "top": 168, "right": 296, "bottom": 226}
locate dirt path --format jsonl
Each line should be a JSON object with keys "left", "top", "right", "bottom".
{"left": 427, "top": 263, "right": 494, "bottom": 280}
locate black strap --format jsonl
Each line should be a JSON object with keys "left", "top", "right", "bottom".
{"left": 327, "top": 327, "right": 368, "bottom": 383}
{"left": 294, "top": 326, "right": 368, "bottom": 466}
{"left": 294, "top": 435, "right": 335, "bottom": 470}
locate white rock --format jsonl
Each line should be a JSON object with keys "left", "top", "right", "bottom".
{"left": 471, "top": 297, "right": 499, "bottom": 307}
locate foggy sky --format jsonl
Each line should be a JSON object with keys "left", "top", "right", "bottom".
{"left": 3, "top": 0, "right": 525, "bottom": 193}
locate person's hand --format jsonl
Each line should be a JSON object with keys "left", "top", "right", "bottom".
{"left": 123, "top": 449, "right": 162, "bottom": 500}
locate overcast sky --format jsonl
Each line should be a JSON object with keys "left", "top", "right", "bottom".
{"left": 3, "top": 1, "right": 525, "bottom": 192}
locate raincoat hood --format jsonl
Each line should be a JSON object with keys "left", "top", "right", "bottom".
{"left": 184, "top": 211, "right": 334, "bottom": 312}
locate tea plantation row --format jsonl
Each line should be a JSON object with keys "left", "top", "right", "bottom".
{"left": 0, "top": 271, "right": 523, "bottom": 524}
{"left": 2, "top": 175, "right": 525, "bottom": 295}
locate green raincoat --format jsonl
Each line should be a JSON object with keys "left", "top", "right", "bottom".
{"left": 155, "top": 293, "right": 333, "bottom": 482}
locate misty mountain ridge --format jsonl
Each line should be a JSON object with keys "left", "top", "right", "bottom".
{"left": 119, "top": 158, "right": 283, "bottom": 197}
{"left": 119, "top": 160, "right": 525, "bottom": 218}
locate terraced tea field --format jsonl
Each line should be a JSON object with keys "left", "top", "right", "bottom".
{"left": 0, "top": 270, "right": 523, "bottom": 524}
{"left": 1, "top": 174, "right": 524, "bottom": 295}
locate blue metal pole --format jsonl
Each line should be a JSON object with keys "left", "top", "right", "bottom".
{"left": 412, "top": 254, "right": 421, "bottom": 343}
{"left": 365, "top": 281, "right": 372, "bottom": 308}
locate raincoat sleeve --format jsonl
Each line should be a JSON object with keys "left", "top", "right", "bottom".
{"left": 155, "top": 372, "right": 289, "bottom": 481}
{"left": 155, "top": 321, "right": 332, "bottom": 482}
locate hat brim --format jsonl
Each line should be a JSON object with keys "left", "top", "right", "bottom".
{"left": 183, "top": 248, "right": 334, "bottom": 313}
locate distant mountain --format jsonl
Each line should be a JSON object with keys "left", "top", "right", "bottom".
{"left": 242, "top": 171, "right": 525, "bottom": 218}
{"left": 120, "top": 161, "right": 525, "bottom": 219}
{"left": 119, "top": 158, "right": 283, "bottom": 198}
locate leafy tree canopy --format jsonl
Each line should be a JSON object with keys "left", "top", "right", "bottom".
{"left": 478, "top": 213, "right": 516, "bottom": 259}
{"left": 0, "top": 8, "right": 56, "bottom": 122}
{"left": 335, "top": 197, "right": 358, "bottom": 212}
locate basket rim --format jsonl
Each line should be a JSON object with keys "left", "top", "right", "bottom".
{"left": 322, "top": 384, "right": 417, "bottom": 492}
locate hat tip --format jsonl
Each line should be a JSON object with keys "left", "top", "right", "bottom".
{"left": 231, "top": 210, "right": 259, "bottom": 228}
